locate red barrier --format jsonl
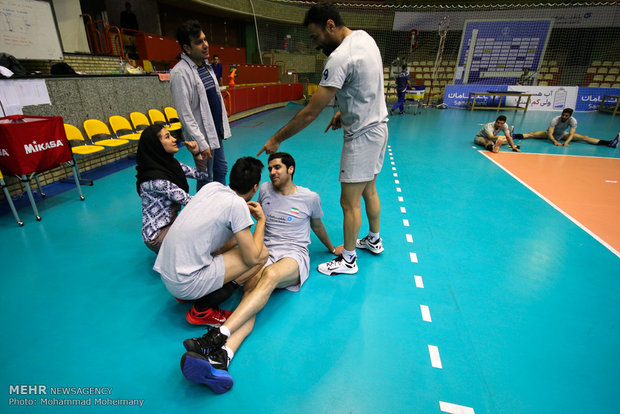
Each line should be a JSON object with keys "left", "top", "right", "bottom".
{"left": 0, "top": 116, "right": 72, "bottom": 175}
{"left": 225, "top": 83, "right": 303, "bottom": 115}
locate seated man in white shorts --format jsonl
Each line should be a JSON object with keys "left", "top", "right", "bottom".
{"left": 474, "top": 115, "right": 521, "bottom": 153}
{"left": 180, "top": 152, "right": 340, "bottom": 394}
{"left": 154, "top": 156, "right": 269, "bottom": 326}
{"left": 513, "top": 107, "right": 618, "bottom": 148}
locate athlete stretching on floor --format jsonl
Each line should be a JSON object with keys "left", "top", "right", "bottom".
{"left": 513, "top": 108, "right": 618, "bottom": 148}
{"left": 180, "top": 152, "right": 340, "bottom": 393}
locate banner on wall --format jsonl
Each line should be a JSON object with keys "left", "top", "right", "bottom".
{"left": 505, "top": 86, "right": 578, "bottom": 111}
{"left": 393, "top": 6, "right": 620, "bottom": 31}
{"left": 575, "top": 87, "right": 619, "bottom": 111}
{"left": 443, "top": 84, "right": 508, "bottom": 108}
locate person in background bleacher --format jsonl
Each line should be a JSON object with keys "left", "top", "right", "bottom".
{"left": 390, "top": 64, "right": 410, "bottom": 115}
{"left": 120, "top": 2, "right": 139, "bottom": 31}
{"left": 211, "top": 54, "right": 223, "bottom": 86}
{"left": 136, "top": 124, "right": 240, "bottom": 327}
{"left": 171, "top": 20, "right": 231, "bottom": 189}
{"left": 517, "top": 68, "right": 534, "bottom": 86}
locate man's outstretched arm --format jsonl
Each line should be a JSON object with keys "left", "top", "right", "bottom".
{"left": 310, "top": 217, "right": 342, "bottom": 256}
{"left": 257, "top": 85, "right": 338, "bottom": 156}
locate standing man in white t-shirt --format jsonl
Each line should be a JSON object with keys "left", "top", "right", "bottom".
{"left": 513, "top": 108, "right": 618, "bottom": 148}
{"left": 257, "top": 2, "right": 388, "bottom": 276}
{"left": 181, "top": 152, "right": 340, "bottom": 394}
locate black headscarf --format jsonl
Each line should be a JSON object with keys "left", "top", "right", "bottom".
{"left": 136, "top": 124, "right": 189, "bottom": 195}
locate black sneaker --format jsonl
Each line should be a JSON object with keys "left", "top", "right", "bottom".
{"left": 207, "top": 347, "right": 230, "bottom": 371}
{"left": 608, "top": 133, "right": 619, "bottom": 148}
{"left": 180, "top": 352, "right": 233, "bottom": 394}
{"left": 183, "top": 327, "right": 228, "bottom": 357}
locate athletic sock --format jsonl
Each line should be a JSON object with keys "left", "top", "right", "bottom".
{"left": 193, "top": 281, "right": 239, "bottom": 312}
{"left": 219, "top": 325, "right": 231, "bottom": 338}
{"left": 485, "top": 144, "right": 494, "bottom": 151}
{"left": 342, "top": 248, "right": 356, "bottom": 263}
{"left": 368, "top": 231, "right": 380, "bottom": 243}
{"left": 223, "top": 346, "right": 234, "bottom": 362}
{"left": 597, "top": 140, "right": 611, "bottom": 146}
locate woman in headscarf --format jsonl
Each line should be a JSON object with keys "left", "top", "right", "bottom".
{"left": 136, "top": 124, "right": 208, "bottom": 253}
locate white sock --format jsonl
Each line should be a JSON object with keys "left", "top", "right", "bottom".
{"left": 368, "top": 231, "right": 380, "bottom": 243}
{"left": 219, "top": 325, "right": 231, "bottom": 338}
{"left": 223, "top": 345, "right": 234, "bottom": 362}
{"left": 342, "top": 248, "right": 356, "bottom": 262}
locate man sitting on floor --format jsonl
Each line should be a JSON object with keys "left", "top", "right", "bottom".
{"left": 153, "top": 157, "right": 269, "bottom": 328}
{"left": 513, "top": 108, "right": 618, "bottom": 148}
{"left": 180, "top": 152, "right": 340, "bottom": 394}
{"left": 474, "top": 115, "right": 521, "bottom": 153}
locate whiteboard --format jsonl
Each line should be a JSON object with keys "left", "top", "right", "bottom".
{"left": 0, "top": 0, "right": 63, "bottom": 60}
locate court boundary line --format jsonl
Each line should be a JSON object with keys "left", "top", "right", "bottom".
{"left": 485, "top": 151, "right": 619, "bottom": 160}
{"left": 479, "top": 151, "right": 620, "bottom": 258}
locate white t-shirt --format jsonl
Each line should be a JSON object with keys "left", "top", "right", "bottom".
{"left": 258, "top": 182, "right": 323, "bottom": 253}
{"left": 476, "top": 121, "right": 511, "bottom": 139}
{"left": 153, "top": 182, "right": 253, "bottom": 290}
{"left": 319, "top": 30, "right": 388, "bottom": 139}
{"left": 549, "top": 116, "right": 577, "bottom": 137}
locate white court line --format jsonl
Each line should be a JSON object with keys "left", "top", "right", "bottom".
{"left": 606, "top": 180, "right": 617, "bottom": 183}
{"left": 406, "top": 234, "right": 413, "bottom": 243}
{"left": 428, "top": 345, "right": 442, "bottom": 368}
{"left": 388, "top": 145, "right": 391, "bottom": 148}
{"left": 398, "top": 196, "right": 404, "bottom": 202}
{"left": 439, "top": 401, "right": 475, "bottom": 414}
{"left": 395, "top": 179, "right": 400, "bottom": 184}
{"left": 396, "top": 187, "right": 402, "bottom": 192}
{"left": 403, "top": 219, "right": 410, "bottom": 227}
{"left": 420, "top": 305, "right": 432, "bottom": 322}
{"left": 391, "top": 161, "right": 395, "bottom": 165}
{"left": 392, "top": 167, "right": 397, "bottom": 170}
{"left": 400, "top": 206, "right": 407, "bottom": 213}
{"left": 390, "top": 157, "right": 394, "bottom": 160}
{"left": 393, "top": 173, "right": 398, "bottom": 177}
{"left": 480, "top": 151, "right": 620, "bottom": 258}
{"left": 414, "top": 275, "right": 424, "bottom": 288}
{"left": 409, "top": 252, "right": 418, "bottom": 262}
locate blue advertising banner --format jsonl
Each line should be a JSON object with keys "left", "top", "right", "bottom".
{"left": 454, "top": 19, "right": 553, "bottom": 85}
{"left": 444, "top": 85, "right": 508, "bottom": 108}
{"left": 575, "top": 87, "right": 620, "bottom": 111}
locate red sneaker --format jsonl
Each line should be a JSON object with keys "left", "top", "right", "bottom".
{"left": 186, "top": 306, "right": 232, "bottom": 327}
{"left": 175, "top": 297, "right": 189, "bottom": 303}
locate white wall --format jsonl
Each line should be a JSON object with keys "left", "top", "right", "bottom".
{"left": 52, "top": 0, "right": 90, "bottom": 54}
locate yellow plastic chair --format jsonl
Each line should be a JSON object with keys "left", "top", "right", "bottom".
{"left": 83, "top": 119, "right": 130, "bottom": 147}
{"left": 130, "top": 111, "right": 151, "bottom": 132}
{"left": 64, "top": 124, "right": 106, "bottom": 155}
{"left": 148, "top": 109, "right": 181, "bottom": 132}
{"left": 163, "top": 107, "right": 183, "bottom": 130}
{"left": 109, "top": 115, "right": 141, "bottom": 141}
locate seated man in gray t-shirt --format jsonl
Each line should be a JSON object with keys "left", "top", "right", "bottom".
{"left": 513, "top": 107, "right": 618, "bottom": 148}
{"left": 181, "top": 152, "right": 340, "bottom": 393}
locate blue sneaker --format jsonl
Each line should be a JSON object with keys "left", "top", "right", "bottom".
{"left": 608, "top": 133, "right": 619, "bottom": 148}
{"left": 180, "top": 352, "right": 233, "bottom": 394}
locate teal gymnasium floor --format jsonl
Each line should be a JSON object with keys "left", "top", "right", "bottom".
{"left": 1, "top": 105, "right": 619, "bottom": 413}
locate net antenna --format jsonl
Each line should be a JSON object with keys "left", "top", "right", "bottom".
{"left": 429, "top": 16, "right": 450, "bottom": 104}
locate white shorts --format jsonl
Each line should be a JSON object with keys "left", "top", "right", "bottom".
{"left": 339, "top": 123, "right": 388, "bottom": 183}
{"left": 265, "top": 247, "right": 309, "bottom": 293}
{"left": 160, "top": 255, "right": 226, "bottom": 300}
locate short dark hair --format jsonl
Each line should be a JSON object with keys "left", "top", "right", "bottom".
{"left": 176, "top": 20, "right": 202, "bottom": 52}
{"left": 496, "top": 115, "right": 507, "bottom": 122}
{"left": 562, "top": 108, "right": 574, "bottom": 116}
{"left": 268, "top": 152, "right": 296, "bottom": 177}
{"left": 303, "top": 2, "right": 344, "bottom": 28}
{"left": 213, "top": 54, "right": 219, "bottom": 59}
{"left": 402, "top": 64, "right": 408, "bottom": 71}
{"left": 229, "top": 157, "right": 264, "bottom": 194}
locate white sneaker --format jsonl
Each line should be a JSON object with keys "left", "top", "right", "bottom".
{"left": 317, "top": 255, "right": 358, "bottom": 275}
{"left": 356, "top": 236, "right": 384, "bottom": 254}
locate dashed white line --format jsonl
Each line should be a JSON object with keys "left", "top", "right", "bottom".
{"left": 400, "top": 206, "right": 407, "bottom": 213}
{"left": 428, "top": 345, "right": 442, "bottom": 368}
{"left": 392, "top": 167, "right": 397, "bottom": 170}
{"left": 420, "top": 305, "right": 432, "bottom": 322}
{"left": 409, "top": 252, "right": 418, "bottom": 263}
{"left": 406, "top": 234, "right": 413, "bottom": 243}
{"left": 605, "top": 180, "right": 617, "bottom": 183}
{"left": 393, "top": 173, "right": 398, "bottom": 177}
{"left": 403, "top": 219, "right": 410, "bottom": 227}
{"left": 398, "top": 196, "right": 404, "bottom": 202}
{"left": 414, "top": 275, "right": 424, "bottom": 288}
{"left": 394, "top": 179, "right": 400, "bottom": 184}
{"left": 391, "top": 161, "right": 395, "bottom": 165}
{"left": 439, "top": 401, "right": 475, "bottom": 414}
{"left": 396, "top": 187, "right": 402, "bottom": 192}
